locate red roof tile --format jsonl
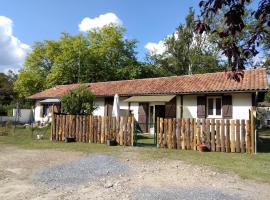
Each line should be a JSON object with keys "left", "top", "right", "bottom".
{"left": 28, "top": 68, "right": 269, "bottom": 99}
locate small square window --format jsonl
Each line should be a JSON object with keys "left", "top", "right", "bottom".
{"left": 207, "top": 97, "right": 222, "bottom": 118}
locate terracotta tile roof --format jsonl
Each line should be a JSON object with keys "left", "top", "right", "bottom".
{"left": 28, "top": 68, "right": 269, "bottom": 99}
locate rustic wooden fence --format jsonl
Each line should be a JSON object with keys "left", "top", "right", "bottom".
{"left": 156, "top": 117, "right": 255, "bottom": 153}
{"left": 51, "top": 112, "right": 255, "bottom": 153}
{"left": 51, "top": 114, "right": 133, "bottom": 146}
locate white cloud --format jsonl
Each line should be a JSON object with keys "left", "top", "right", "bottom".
{"left": 145, "top": 33, "right": 179, "bottom": 56}
{"left": 79, "top": 13, "right": 122, "bottom": 32}
{"left": 145, "top": 40, "right": 166, "bottom": 56}
{"left": 0, "top": 16, "right": 31, "bottom": 72}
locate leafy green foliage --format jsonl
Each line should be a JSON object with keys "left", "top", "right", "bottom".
{"left": 148, "top": 9, "right": 221, "bottom": 76}
{"left": 14, "top": 25, "right": 150, "bottom": 98}
{"left": 61, "top": 86, "right": 97, "bottom": 115}
{"left": 0, "top": 71, "right": 16, "bottom": 104}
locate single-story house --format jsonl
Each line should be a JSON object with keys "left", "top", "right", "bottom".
{"left": 28, "top": 68, "right": 268, "bottom": 132}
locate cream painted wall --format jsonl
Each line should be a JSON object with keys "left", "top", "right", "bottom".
{"left": 182, "top": 95, "right": 197, "bottom": 118}
{"left": 232, "top": 93, "right": 252, "bottom": 120}
{"left": 34, "top": 101, "right": 43, "bottom": 122}
{"left": 181, "top": 93, "right": 252, "bottom": 120}
{"left": 93, "top": 98, "right": 105, "bottom": 116}
{"left": 93, "top": 97, "right": 139, "bottom": 120}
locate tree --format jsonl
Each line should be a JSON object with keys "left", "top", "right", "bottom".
{"left": 86, "top": 25, "right": 140, "bottom": 81}
{"left": 0, "top": 71, "right": 16, "bottom": 104}
{"left": 14, "top": 41, "right": 60, "bottom": 98}
{"left": 61, "top": 86, "right": 97, "bottom": 115}
{"left": 14, "top": 25, "right": 147, "bottom": 98}
{"left": 195, "top": 0, "right": 270, "bottom": 75}
{"left": 148, "top": 9, "right": 221, "bottom": 76}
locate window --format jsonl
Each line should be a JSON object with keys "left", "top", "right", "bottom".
{"left": 207, "top": 97, "right": 222, "bottom": 117}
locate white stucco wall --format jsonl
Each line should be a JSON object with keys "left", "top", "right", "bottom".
{"left": 34, "top": 101, "right": 43, "bottom": 122}
{"left": 182, "top": 95, "right": 197, "bottom": 118}
{"left": 232, "top": 93, "right": 252, "bottom": 120}
{"left": 93, "top": 98, "right": 105, "bottom": 116}
{"left": 181, "top": 93, "right": 252, "bottom": 120}
{"left": 92, "top": 97, "right": 139, "bottom": 120}
{"left": 13, "top": 109, "right": 33, "bottom": 123}
{"left": 118, "top": 97, "right": 139, "bottom": 121}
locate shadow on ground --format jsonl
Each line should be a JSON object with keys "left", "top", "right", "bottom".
{"left": 257, "top": 136, "right": 270, "bottom": 153}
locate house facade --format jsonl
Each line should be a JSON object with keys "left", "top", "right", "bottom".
{"left": 28, "top": 69, "right": 268, "bottom": 132}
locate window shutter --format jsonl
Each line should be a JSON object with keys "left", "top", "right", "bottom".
{"left": 197, "top": 96, "right": 206, "bottom": 118}
{"left": 138, "top": 103, "right": 148, "bottom": 132}
{"left": 222, "top": 95, "right": 232, "bottom": 119}
{"left": 165, "top": 97, "right": 176, "bottom": 118}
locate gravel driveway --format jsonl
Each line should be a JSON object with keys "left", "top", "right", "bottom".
{"left": 0, "top": 146, "right": 269, "bottom": 200}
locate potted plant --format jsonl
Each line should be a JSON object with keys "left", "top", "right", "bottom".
{"left": 199, "top": 143, "right": 208, "bottom": 152}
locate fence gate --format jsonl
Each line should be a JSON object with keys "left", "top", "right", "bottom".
{"left": 133, "top": 122, "right": 157, "bottom": 147}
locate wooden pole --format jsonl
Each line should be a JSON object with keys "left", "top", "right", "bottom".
{"left": 131, "top": 114, "right": 134, "bottom": 146}
{"left": 250, "top": 109, "right": 255, "bottom": 154}
{"left": 231, "top": 120, "right": 236, "bottom": 153}
{"left": 210, "top": 119, "right": 215, "bottom": 152}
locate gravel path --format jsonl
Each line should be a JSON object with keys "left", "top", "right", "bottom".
{"left": 133, "top": 187, "right": 245, "bottom": 200}
{"left": 35, "top": 154, "right": 130, "bottom": 187}
{"left": 1, "top": 147, "right": 270, "bottom": 200}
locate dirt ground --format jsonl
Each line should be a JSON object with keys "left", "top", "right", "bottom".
{"left": 0, "top": 146, "right": 269, "bottom": 200}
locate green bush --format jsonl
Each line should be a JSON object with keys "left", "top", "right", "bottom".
{"left": 61, "top": 85, "right": 97, "bottom": 115}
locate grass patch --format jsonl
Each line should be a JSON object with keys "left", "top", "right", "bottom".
{"left": 258, "top": 126, "right": 270, "bottom": 136}
{"left": 136, "top": 133, "right": 155, "bottom": 145}
{"left": 1, "top": 126, "right": 270, "bottom": 183}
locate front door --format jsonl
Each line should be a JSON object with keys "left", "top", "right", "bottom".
{"left": 155, "top": 105, "right": 165, "bottom": 119}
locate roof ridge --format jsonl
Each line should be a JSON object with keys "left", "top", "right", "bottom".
{"left": 54, "top": 68, "right": 267, "bottom": 87}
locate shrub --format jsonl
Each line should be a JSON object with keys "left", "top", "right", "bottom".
{"left": 61, "top": 86, "right": 97, "bottom": 115}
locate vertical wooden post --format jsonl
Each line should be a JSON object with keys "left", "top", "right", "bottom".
{"left": 186, "top": 118, "right": 191, "bottom": 150}
{"left": 211, "top": 119, "right": 215, "bottom": 152}
{"left": 118, "top": 117, "right": 123, "bottom": 145}
{"left": 216, "top": 120, "right": 221, "bottom": 152}
{"left": 131, "top": 114, "right": 134, "bottom": 146}
{"left": 246, "top": 119, "right": 251, "bottom": 153}
{"left": 241, "top": 119, "right": 246, "bottom": 153}
{"left": 159, "top": 118, "right": 164, "bottom": 148}
{"left": 172, "top": 118, "right": 177, "bottom": 149}
{"left": 235, "top": 120, "right": 241, "bottom": 153}
{"left": 156, "top": 117, "right": 160, "bottom": 146}
{"left": 176, "top": 119, "right": 181, "bottom": 149}
{"left": 167, "top": 118, "right": 172, "bottom": 149}
{"left": 231, "top": 120, "right": 236, "bottom": 153}
{"left": 164, "top": 118, "right": 168, "bottom": 148}
{"left": 220, "top": 119, "right": 225, "bottom": 152}
{"left": 89, "top": 115, "right": 93, "bottom": 143}
{"left": 51, "top": 113, "right": 54, "bottom": 141}
{"left": 206, "top": 119, "right": 210, "bottom": 150}
{"left": 196, "top": 119, "right": 201, "bottom": 150}
{"left": 226, "top": 120, "right": 231, "bottom": 153}
{"left": 101, "top": 116, "right": 105, "bottom": 144}
{"left": 250, "top": 109, "right": 255, "bottom": 154}
{"left": 193, "top": 118, "right": 196, "bottom": 150}
{"left": 181, "top": 118, "right": 185, "bottom": 149}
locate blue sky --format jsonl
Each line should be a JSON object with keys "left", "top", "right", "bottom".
{"left": 0, "top": 0, "right": 263, "bottom": 73}
{"left": 0, "top": 0, "right": 202, "bottom": 72}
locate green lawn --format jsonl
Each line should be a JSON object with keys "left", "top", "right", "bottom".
{"left": 1, "top": 126, "right": 270, "bottom": 183}
{"left": 258, "top": 126, "right": 270, "bottom": 136}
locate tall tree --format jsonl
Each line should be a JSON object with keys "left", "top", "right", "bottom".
{"left": 0, "top": 71, "right": 16, "bottom": 104}
{"left": 14, "top": 25, "right": 145, "bottom": 98}
{"left": 148, "top": 9, "right": 221, "bottom": 76}
{"left": 87, "top": 25, "right": 140, "bottom": 81}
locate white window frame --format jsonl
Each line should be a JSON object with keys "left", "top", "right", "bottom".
{"left": 207, "top": 96, "right": 222, "bottom": 118}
